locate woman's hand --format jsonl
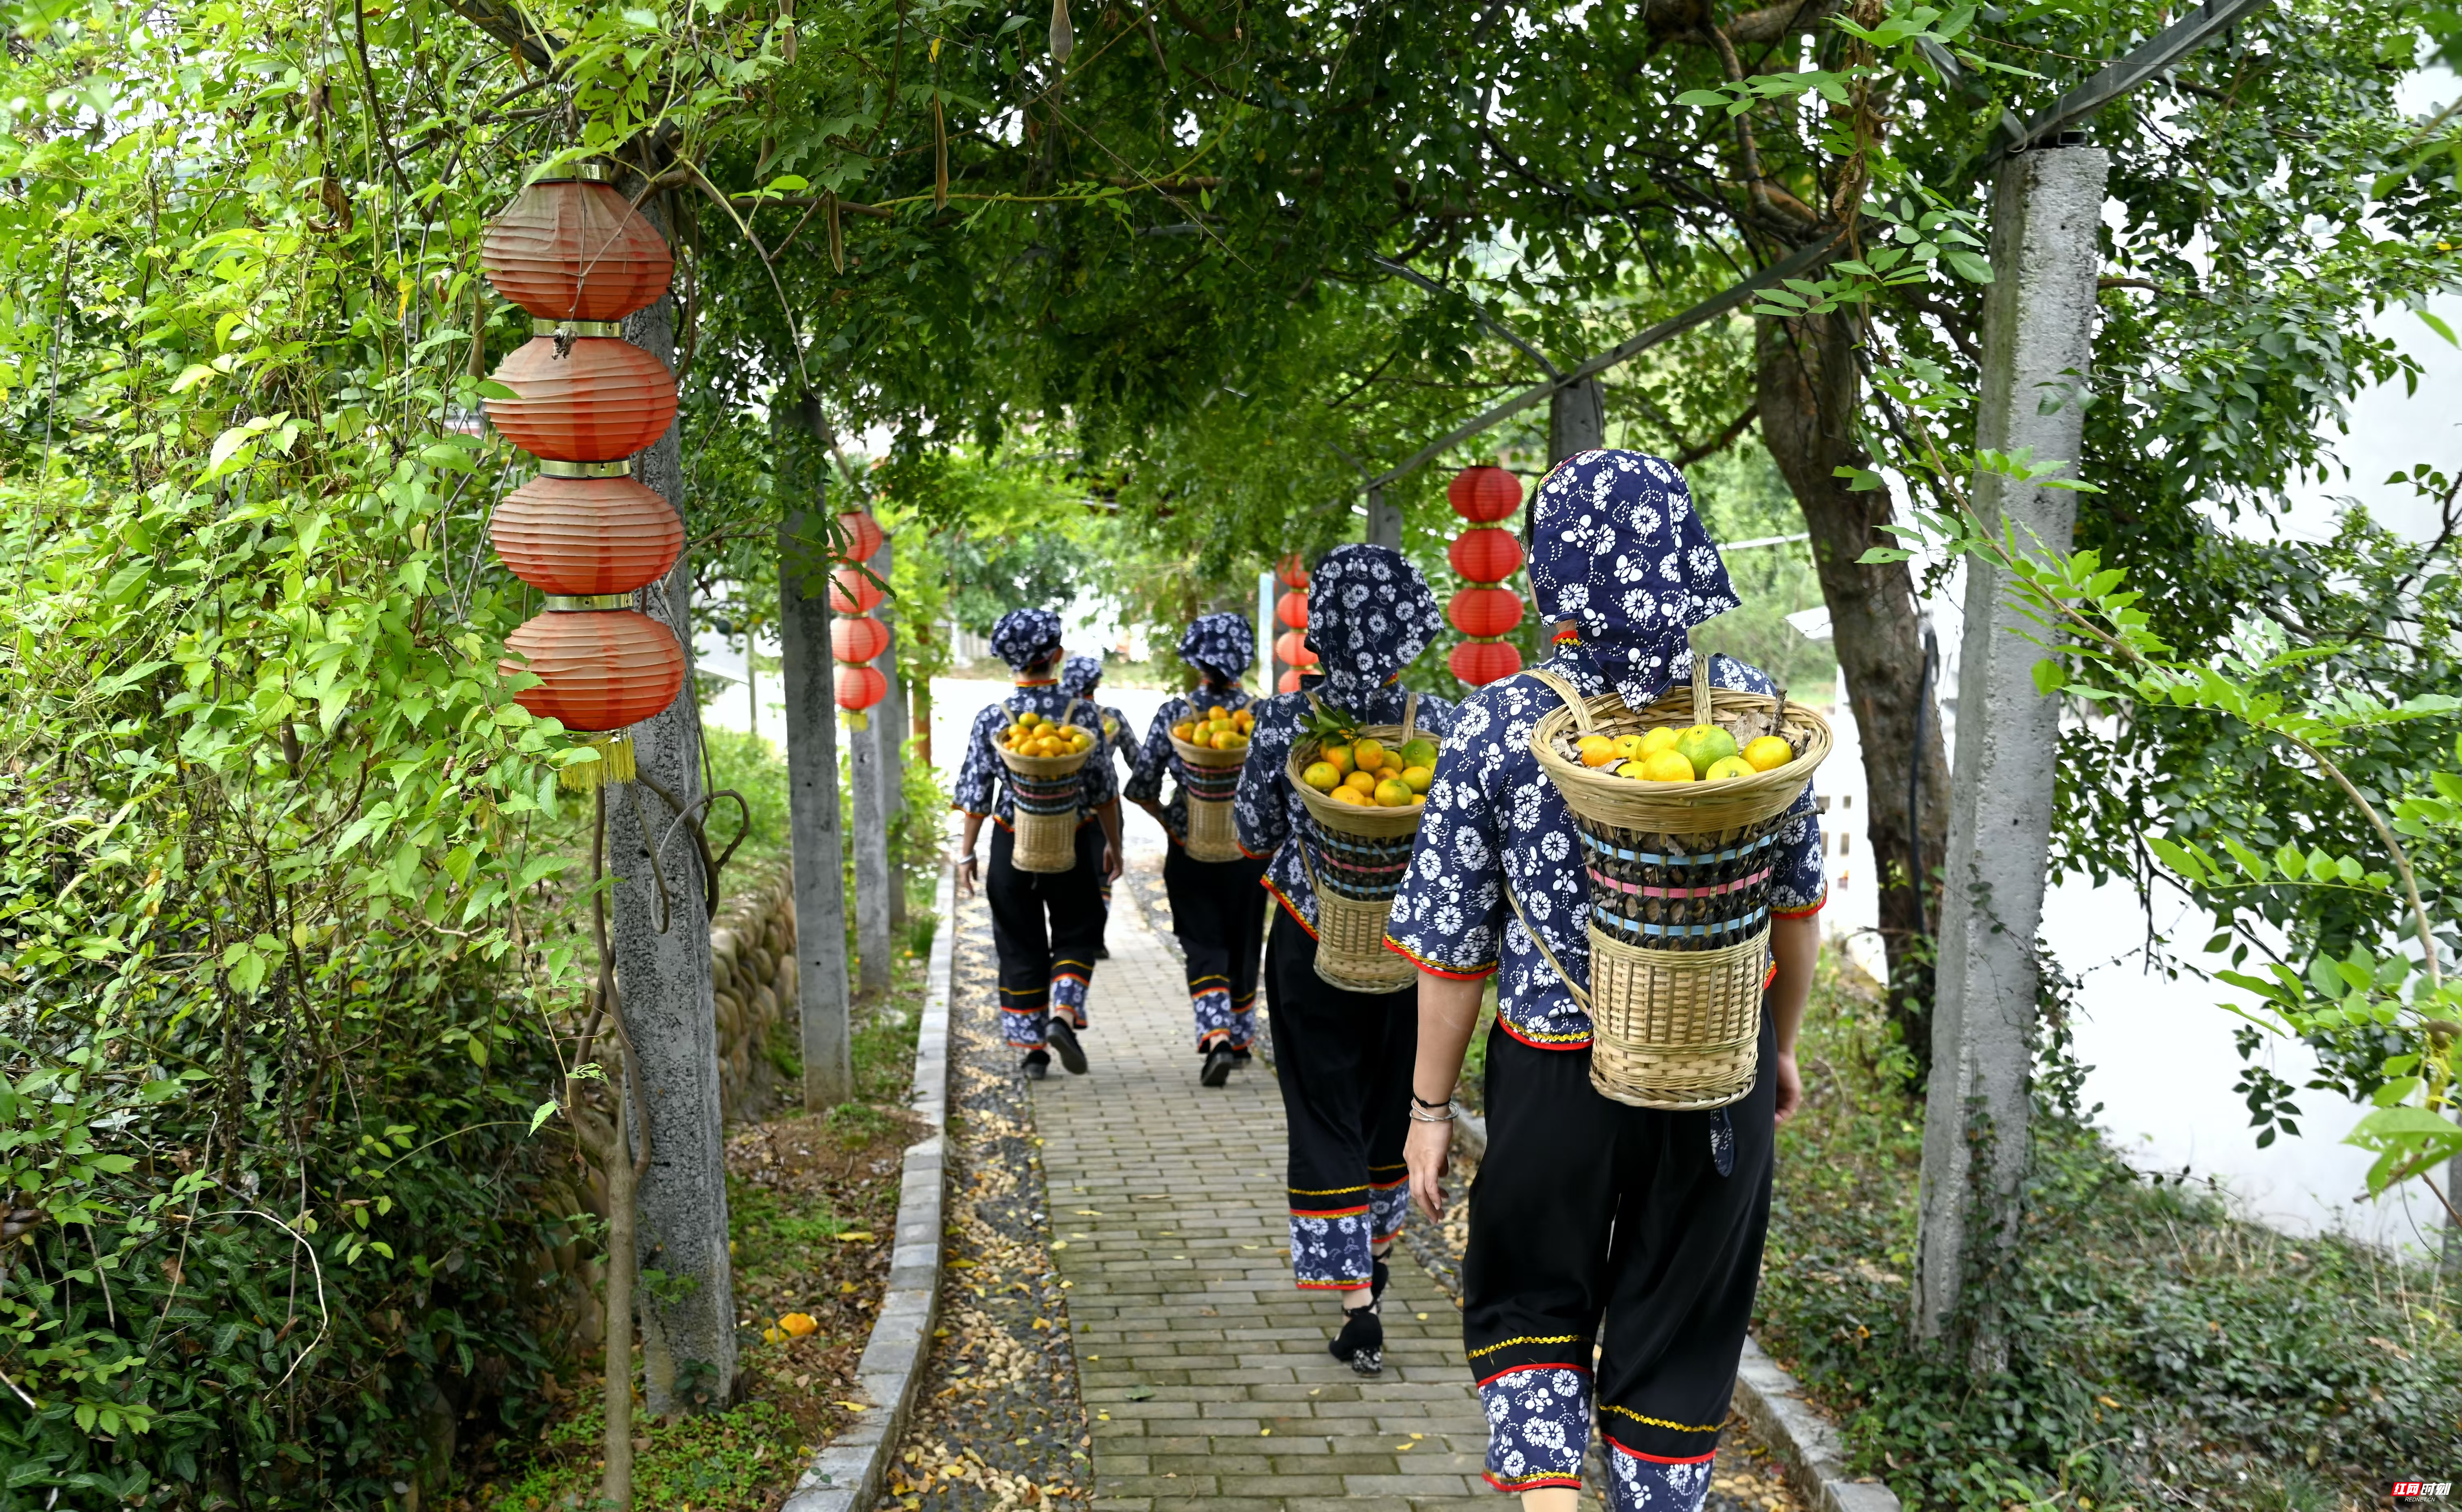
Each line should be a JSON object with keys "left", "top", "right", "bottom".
{"left": 957, "top": 856, "right": 979, "bottom": 899}
{"left": 1103, "top": 842, "right": 1124, "bottom": 881}
{"left": 1772, "top": 1048, "right": 1803, "bottom": 1127}
{"left": 1406, "top": 1116, "right": 1452, "bottom": 1224}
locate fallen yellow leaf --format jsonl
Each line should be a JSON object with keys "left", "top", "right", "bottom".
{"left": 835, "top": 1231, "right": 876, "bottom": 1243}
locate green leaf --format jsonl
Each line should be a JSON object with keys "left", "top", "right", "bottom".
{"left": 528, "top": 1099, "right": 559, "bottom": 1135}
{"left": 1945, "top": 249, "right": 1993, "bottom": 284}
{"left": 2420, "top": 309, "right": 2459, "bottom": 348}
{"left": 1676, "top": 89, "right": 1730, "bottom": 108}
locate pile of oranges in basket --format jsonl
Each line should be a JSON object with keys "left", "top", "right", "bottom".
{"left": 1001, "top": 711, "right": 1095, "bottom": 758}
{"left": 1301, "top": 735, "right": 1441, "bottom": 809}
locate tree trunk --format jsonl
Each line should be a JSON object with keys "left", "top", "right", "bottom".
{"left": 875, "top": 537, "right": 909, "bottom": 938}
{"left": 780, "top": 486, "right": 855, "bottom": 1109}
{"left": 605, "top": 221, "right": 735, "bottom": 1416}
{"left": 1755, "top": 309, "right": 1950, "bottom": 1082}
{"left": 850, "top": 539, "right": 894, "bottom": 998}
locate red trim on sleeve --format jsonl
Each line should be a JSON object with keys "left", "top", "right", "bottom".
{"left": 1496, "top": 1017, "right": 1592, "bottom": 1052}
{"left": 1770, "top": 890, "right": 1827, "bottom": 920}
{"left": 1382, "top": 936, "right": 1496, "bottom": 981}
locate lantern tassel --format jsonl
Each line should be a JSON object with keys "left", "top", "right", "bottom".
{"left": 559, "top": 733, "right": 637, "bottom": 791}
{"left": 846, "top": 710, "right": 869, "bottom": 731}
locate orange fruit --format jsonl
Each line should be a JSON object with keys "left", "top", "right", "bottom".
{"left": 1704, "top": 755, "right": 1755, "bottom": 781}
{"left": 1320, "top": 745, "right": 1354, "bottom": 777}
{"left": 1353, "top": 738, "right": 1388, "bottom": 772}
{"left": 1638, "top": 726, "right": 1680, "bottom": 757}
{"left": 1577, "top": 735, "right": 1616, "bottom": 767}
{"left": 1374, "top": 777, "right": 1415, "bottom": 807}
{"left": 1400, "top": 764, "right": 1433, "bottom": 794}
{"left": 1638, "top": 750, "right": 1697, "bottom": 783}
{"left": 1302, "top": 761, "right": 1341, "bottom": 792}
{"left": 1329, "top": 786, "right": 1367, "bottom": 806}
{"left": 1612, "top": 733, "right": 1646, "bottom": 760}
{"left": 1744, "top": 735, "right": 1794, "bottom": 771}
{"left": 1343, "top": 770, "right": 1376, "bottom": 796}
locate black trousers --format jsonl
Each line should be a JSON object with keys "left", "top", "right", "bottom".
{"left": 1162, "top": 845, "right": 1269, "bottom": 1052}
{"left": 1263, "top": 908, "right": 1415, "bottom": 1290}
{"left": 988, "top": 820, "right": 1106, "bottom": 1048}
{"left": 1462, "top": 1006, "right": 1777, "bottom": 1472}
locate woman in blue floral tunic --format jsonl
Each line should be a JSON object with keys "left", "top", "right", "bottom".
{"left": 951, "top": 609, "right": 1125, "bottom": 1080}
{"left": 1062, "top": 652, "right": 1138, "bottom": 959}
{"left": 1233, "top": 545, "right": 1454, "bottom": 1374}
{"left": 1384, "top": 451, "right": 1825, "bottom": 1512}
{"left": 1124, "top": 613, "right": 1271, "bottom": 1086}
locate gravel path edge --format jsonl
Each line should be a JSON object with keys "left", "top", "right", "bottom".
{"left": 1448, "top": 1105, "right": 1900, "bottom": 1512}
{"left": 781, "top": 853, "right": 959, "bottom": 1512}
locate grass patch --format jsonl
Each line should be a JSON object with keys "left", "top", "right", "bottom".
{"left": 1762, "top": 963, "right": 2462, "bottom": 1509}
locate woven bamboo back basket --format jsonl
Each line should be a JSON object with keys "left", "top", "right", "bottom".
{"left": 1286, "top": 694, "right": 1428, "bottom": 993}
{"left": 998, "top": 698, "right": 1096, "bottom": 874}
{"left": 1521, "top": 667, "right": 1831, "bottom": 1109}
{"left": 1168, "top": 721, "right": 1250, "bottom": 863}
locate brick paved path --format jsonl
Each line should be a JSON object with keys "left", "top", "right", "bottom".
{"left": 1032, "top": 892, "right": 1496, "bottom": 1512}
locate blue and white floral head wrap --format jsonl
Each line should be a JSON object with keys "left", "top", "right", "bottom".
{"left": 1060, "top": 653, "right": 1105, "bottom": 698}
{"left": 1527, "top": 450, "right": 1739, "bottom": 710}
{"left": 990, "top": 608, "right": 1066, "bottom": 674}
{"left": 1305, "top": 544, "right": 1444, "bottom": 710}
{"left": 1177, "top": 612, "right": 1255, "bottom": 681}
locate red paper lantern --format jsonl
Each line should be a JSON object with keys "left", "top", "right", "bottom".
{"left": 1448, "top": 464, "right": 1523, "bottom": 523}
{"left": 835, "top": 663, "right": 887, "bottom": 713}
{"left": 1275, "top": 590, "right": 1309, "bottom": 630}
{"left": 1450, "top": 639, "right": 1524, "bottom": 687}
{"left": 1273, "top": 630, "right": 1317, "bottom": 668}
{"left": 831, "top": 614, "right": 891, "bottom": 665}
{"left": 501, "top": 609, "right": 685, "bottom": 730}
{"left": 481, "top": 173, "right": 675, "bottom": 323}
{"left": 487, "top": 334, "right": 678, "bottom": 461}
{"left": 837, "top": 510, "right": 885, "bottom": 565}
{"left": 1449, "top": 585, "right": 1524, "bottom": 639}
{"left": 829, "top": 564, "right": 886, "bottom": 616}
{"left": 1275, "top": 552, "right": 1310, "bottom": 590}
{"left": 1448, "top": 527, "right": 1524, "bottom": 585}
{"left": 491, "top": 471, "right": 681, "bottom": 595}
{"left": 1278, "top": 667, "right": 1307, "bottom": 693}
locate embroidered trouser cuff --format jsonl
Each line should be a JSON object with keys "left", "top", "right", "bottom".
{"left": 1476, "top": 1364, "right": 1590, "bottom": 1492}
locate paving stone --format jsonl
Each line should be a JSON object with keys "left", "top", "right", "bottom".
{"left": 1032, "top": 873, "right": 1494, "bottom": 1510}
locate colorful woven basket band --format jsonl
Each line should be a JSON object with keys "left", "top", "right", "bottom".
{"left": 1177, "top": 761, "right": 1242, "bottom": 801}
{"left": 1010, "top": 771, "right": 1083, "bottom": 816}
{"left": 1586, "top": 865, "right": 1772, "bottom": 901}
{"left": 1592, "top": 905, "right": 1770, "bottom": 943}
{"left": 1576, "top": 830, "right": 1783, "bottom": 868}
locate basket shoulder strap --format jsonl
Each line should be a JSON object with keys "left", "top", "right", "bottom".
{"left": 1522, "top": 667, "right": 1595, "bottom": 733}
{"left": 1689, "top": 628, "right": 1712, "bottom": 727}
{"left": 1502, "top": 882, "right": 1592, "bottom": 1013}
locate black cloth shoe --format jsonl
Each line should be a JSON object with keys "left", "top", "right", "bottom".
{"left": 1328, "top": 1305, "right": 1384, "bottom": 1375}
{"left": 1200, "top": 1046, "right": 1237, "bottom": 1088}
{"left": 1093, "top": 944, "right": 1111, "bottom": 960}
{"left": 1020, "top": 1049, "right": 1050, "bottom": 1081}
{"left": 1045, "top": 1019, "right": 1089, "bottom": 1075}
{"left": 1231, "top": 1046, "right": 1252, "bottom": 1065}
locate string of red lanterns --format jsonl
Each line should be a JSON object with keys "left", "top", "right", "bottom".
{"left": 1272, "top": 552, "right": 1315, "bottom": 693}
{"left": 830, "top": 511, "right": 890, "bottom": 729}
{"left": 481, "top": 162, "right": 685, "bottom": 789}
{"left": 1445, "top": 463, "right": 1526, "bottom": 687}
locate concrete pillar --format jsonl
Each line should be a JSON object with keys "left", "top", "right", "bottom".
{"left": 850, "top": 535, "right": 894, "bottom": 998}
{"left": 609, "top": 274, "right": 734, "bottom": 1415}
{"left": 1365, "top": 482, "right": 1402, "bottom": 549}
{"left": 1912, "top": 144, "right": 2109, "bottom": 1367}
{"left": 780, "top": 507, "right": 854, "bottom": 1110}
{"left": 1549, "top": 375, "right": 1606, "bottom": 462}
